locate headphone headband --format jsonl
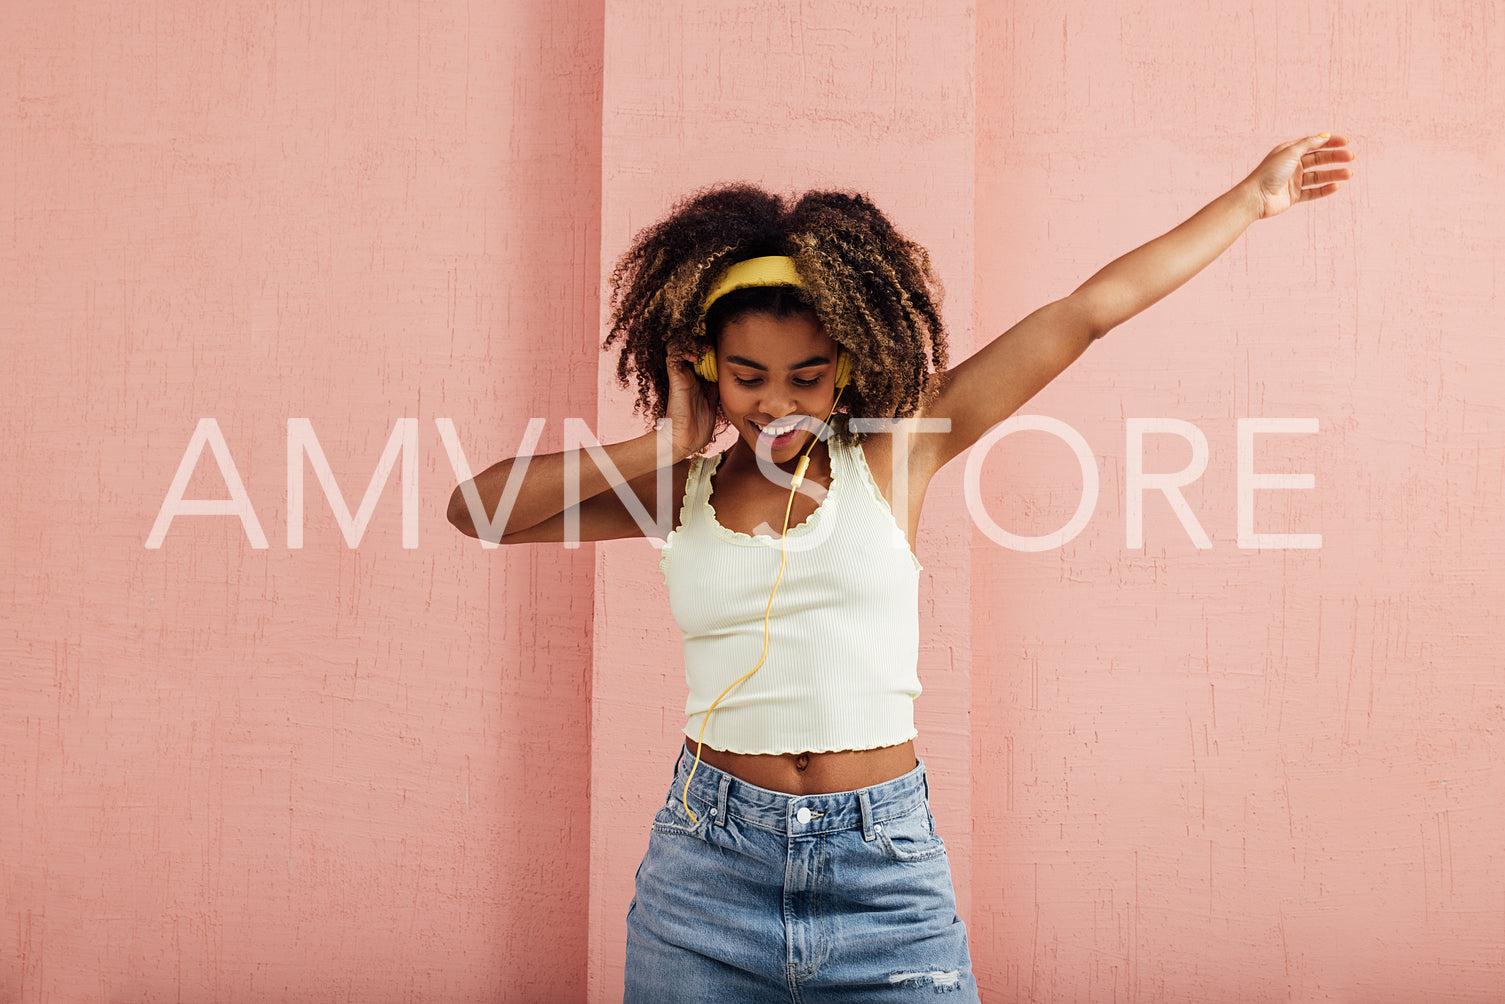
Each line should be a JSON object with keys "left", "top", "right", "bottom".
{"left": 704, "top": 255, "right": 804, "bottom": 309}
{"left": 697, "top": 256, "right": 804, "bottom": 339}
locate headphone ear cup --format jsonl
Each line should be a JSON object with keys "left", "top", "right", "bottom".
{"left": 833, "top": 349, "right": 852, "bottom": 390}
{"left": 693, "top": 350, "right": 718, "bottom": 383}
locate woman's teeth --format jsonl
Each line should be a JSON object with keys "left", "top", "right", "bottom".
{"left": 755, "top": 419, "right": 800, "bottom": 437}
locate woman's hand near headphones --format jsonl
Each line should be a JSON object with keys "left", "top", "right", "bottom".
{"left": 666, "top": 352, "right": 717, "bottom": 461}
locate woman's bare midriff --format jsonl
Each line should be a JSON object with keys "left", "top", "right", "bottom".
{"left": 683, "top": 736, "right": 917, "bottom": 795}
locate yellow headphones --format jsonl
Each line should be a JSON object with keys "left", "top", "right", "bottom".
{"left": 694, "top": 255, "right": 853, "bottom": 390}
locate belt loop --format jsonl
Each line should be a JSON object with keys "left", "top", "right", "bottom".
{"left": 715, "top": 774, "right": 731, "bottom": 826}
{"left": 920, "top": 760, "right": 930, "bottom": 802}
{"left": 858, "top": 789, "right": 875, "bottom": 841}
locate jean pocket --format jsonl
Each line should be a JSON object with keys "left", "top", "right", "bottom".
{"left": 873, "top": 803, "right": 947, "bottom": 862}
{"left": 650, "top": 788, "right": 713, "bottom": 838}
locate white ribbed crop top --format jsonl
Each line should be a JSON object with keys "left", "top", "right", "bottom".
{"left": 658, "top": 432, "right": 923, "bottom": 755}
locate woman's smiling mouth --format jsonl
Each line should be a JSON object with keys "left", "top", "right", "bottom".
{"left": 749, "top": 418, "right": 806, "bottom": 447}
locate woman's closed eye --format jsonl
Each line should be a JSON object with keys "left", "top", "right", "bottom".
{"left": 733, "top": 375, "right": 822, "bottom": 388}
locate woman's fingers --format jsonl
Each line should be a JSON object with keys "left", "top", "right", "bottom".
{"left": 1302, "top": 149, "right": 1357, "bottom": 170}
{"left": 1251, "top": 133, "right": 1355, "bottom": 214}
{"left": 1301, "top": 166, "right": 1354, "bottom": 189}
{"left": 1301, "top": 146, "right": 1357, "bottom": 175}
{"left": 1297, "top": 136, "right": 1355, "bottom": 197}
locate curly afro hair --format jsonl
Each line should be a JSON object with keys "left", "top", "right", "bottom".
{"left": 603, "top": 184, "right": 950, "bottom": 443}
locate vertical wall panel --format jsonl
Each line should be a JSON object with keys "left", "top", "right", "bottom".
{"left": 590, "top": 2, "right": 975, "bottom": 998}
{"left": 973, "top": 1, "right": 1505, "bottom": 999}
{"left": 0, "top": 0, "right": 602, "bottom": 998}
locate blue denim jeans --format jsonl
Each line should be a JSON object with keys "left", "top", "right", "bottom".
{"left": 624, "top": 747, "right": 980, "bottom": 1002}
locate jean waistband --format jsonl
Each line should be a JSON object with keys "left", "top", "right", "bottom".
{"left": 670, "top": 745, "right": 930, "bottom": 837}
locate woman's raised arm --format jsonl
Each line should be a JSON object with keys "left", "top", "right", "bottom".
{"left": 921, "top": 133, "right": 1355, "bottom": 470}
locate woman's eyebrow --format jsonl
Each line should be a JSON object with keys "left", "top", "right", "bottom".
{"left": 724, "top": 354, "right": 833, "bottom": 370}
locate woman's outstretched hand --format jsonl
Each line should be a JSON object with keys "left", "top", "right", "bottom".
{"left": 1245, "top": 133, "right": 1356, "bottom": 220}
{"left": 665, "top": 353, "right": 718, "bottom": 460}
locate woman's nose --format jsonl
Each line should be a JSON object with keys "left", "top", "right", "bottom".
{"left": 759, "top": 390, "right": 798, "bottom": 418}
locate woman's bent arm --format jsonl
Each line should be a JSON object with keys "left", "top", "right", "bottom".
{"left": 449, "top": 356, "right": 716, "bottom": 544}
{"left": 447, "top": 430, "right": 686, "bottom": 543}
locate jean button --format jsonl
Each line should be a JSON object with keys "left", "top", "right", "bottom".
{"left": 796, "top": 807, "right": 812, "bottom": 824}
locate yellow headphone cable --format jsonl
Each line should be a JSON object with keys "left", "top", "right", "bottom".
{"left": 680, "top": 387, "right": 845, "bottom": 825}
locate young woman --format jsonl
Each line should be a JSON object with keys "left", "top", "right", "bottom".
{"left": 449, "top": 134, "right": 1355, "bottom": 1001}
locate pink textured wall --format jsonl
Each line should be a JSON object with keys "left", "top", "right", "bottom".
{"left": 972, "top": 2, "right": 1505, "bottom": 1001}
{"left": 3, "top": 0, "right": 1503, "bottom": 1002}
{"left": 3, "top": 0, "right": 602, "bottom": 999}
